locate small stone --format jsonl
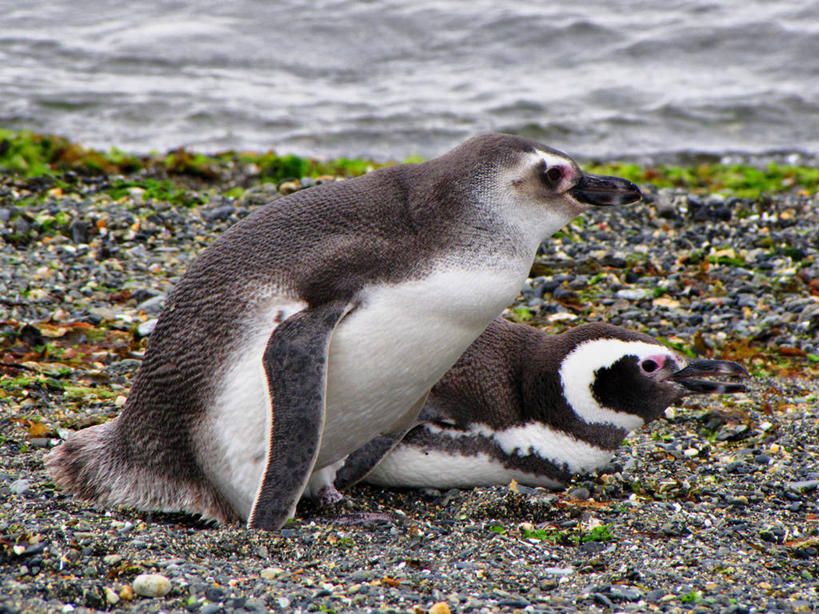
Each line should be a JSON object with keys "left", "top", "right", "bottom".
{"left": 725, "top": 461, "right": 752, "bottom": 474}
{"left": 553, "top": 286, "right": 576, "bottom": 299}
{"left": 200, "top": 604, "right": 223, "bottom": 614}
{"left": 202, "top": 205, "right": 237, "bottom": 222}
{"left": 104, "top": 586, "right": 120, "bottom": 604}
{"left": 609, "top": 585, "right": 642, "bottom": 602}
{"left": 260, "top": 566, "right": 285, "bottom": 580}
{"left": 277, "top": 597, "right": 290, "bottom": 609}
{"left": 429, "top": 602, "right": 451, "bottom": 614}
{"left": 10, "top": 479, "right": 30, "bottom": 495}
{"left": 103, "top": 554, "right": 123, "bottom": 566}
{"left": 119, "top": 585, "right": 135, "bottom": 601}
{"left": 132, "top": 573, "right": 172, "bottom": 597}
{"left": 69, "top": 220, "right": 90, "bottom": 244}
{"left": 568, "top": 486, "right": 590, "bottom": 501}
{"left": 787, "top": 480, "right": 819, "bottom": 492}
{"left": 137, "top": 319, "right": 158, "bottom": 337}
{"left": 615, "top": 288, "right": 648, "bottom": 301}
{"left": 137, "top": 295, "right": 165, "bottom": 314}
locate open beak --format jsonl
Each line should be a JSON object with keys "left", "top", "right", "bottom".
{"left": 670, "top": 359, "right": 749, "bottom": 394}
{"left": 569, "top": 173, "right": 643, "bottom": 207}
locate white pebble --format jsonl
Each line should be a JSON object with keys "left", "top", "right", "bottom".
{"left": 10, "top": 479, "right": 30, "bottom": 495}
{"left": 132, "top": 573, "right": 171, "bottom": 597}
{"left": 103, "top": 554, "right": 123, "bottom": 566}
{"left": 260, "top": 566, "right": 285, "bottom": 580}
{"left": 104, "top": 587, "right": 120, "bottom": 604}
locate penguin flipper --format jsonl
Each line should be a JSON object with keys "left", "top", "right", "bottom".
{"left": 333, "top": 393, "right": 429, "bottom": 490}
{"left": 248, "top": 300, "right": 354, "bottom": 530}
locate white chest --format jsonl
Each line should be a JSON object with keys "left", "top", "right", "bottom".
{"left": 320, "top": 264, "right": 528, "bottom": 465}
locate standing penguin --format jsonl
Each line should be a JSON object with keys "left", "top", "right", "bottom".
{"left": 45, "top": 134, "right": 642, "bottom": 529}
{"left": 337, "top": 318, "right": 747, "bottom": 490}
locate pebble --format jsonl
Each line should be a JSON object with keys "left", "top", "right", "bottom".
{"left": 260, "top": 566, "right": 285, "bottom": 580}
{"left": 103, "top": 554, "right": 122, "bottom": 566}
{"left": 787, "top": 480, "right": 819, "bottom": 492}
{"left": 615, "top": 288, "right": 648, "bottom": 300}
{"left": 567, "top": 486, "right": 590, "bottom": 501}
{"left": 9, "top": 479, "right": 30, "bottom": 495}
{"left": 103, "top": 587, "right": 119, "bottom": 604}
{"left": 132, "top": 573, "right": 172, "bottom": 597}
{"left": 137, "top": 319, "right": 158, "bottom": 337}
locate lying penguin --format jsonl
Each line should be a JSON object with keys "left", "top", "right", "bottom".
{"left": 334, "top": 318, "right": 747, "bottom": 490}
{"left": 45, "top": 134, "right": 642, "bottom": 529}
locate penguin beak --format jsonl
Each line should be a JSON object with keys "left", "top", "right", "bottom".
{"left": 569, "top": 173, "right": 643, "bottom": 207}
{"left": 670, "top": 359, "right": 749, "bottom": 394}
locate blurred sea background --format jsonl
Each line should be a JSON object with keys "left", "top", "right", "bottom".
{"left": 1, "top": 0, "right": 817, "bottom": 161}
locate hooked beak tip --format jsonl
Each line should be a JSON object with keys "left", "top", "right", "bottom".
{"left": 569, "top": 173, "right": 643, "bottom": 207}
{"left": 670, "top": 358, "right": 749, "bottom": 395}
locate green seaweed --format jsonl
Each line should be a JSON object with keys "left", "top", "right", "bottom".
{"left": 2, "top": 130, "right": 817, "bottom": 204}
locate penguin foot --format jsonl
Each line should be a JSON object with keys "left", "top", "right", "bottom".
{"left": 317, "top": 484, "right": 345, "bottom": 507}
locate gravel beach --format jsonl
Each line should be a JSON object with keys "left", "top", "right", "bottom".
{"left": 1, "top": 163, "right": 817, "bottom": 614}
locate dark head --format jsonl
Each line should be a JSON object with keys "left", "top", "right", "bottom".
{"left": 557, "top": 324, "right": 747, "bottom": 431}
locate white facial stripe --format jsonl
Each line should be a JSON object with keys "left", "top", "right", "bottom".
{"left": 559, "top": 338, "right": 673, "bottom": 431}
{"left": 532, "top": 149, "right": 579, "bottom": 192}
{"left": 533, "top": 149, "right": 573, "bottom": 170}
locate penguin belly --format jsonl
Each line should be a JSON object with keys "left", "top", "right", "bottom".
{"left": 365, "top": 440, "right": 562, "bottom": 489}
{"left": 318, "top": 266, "right": 526, "bottom": 467}
{"left": 201, "top": 265, "right": 526, "bottom": 519}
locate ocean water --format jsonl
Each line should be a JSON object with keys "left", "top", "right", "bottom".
{"left": 1, "top": 0, "right": 817, "bottom": 161}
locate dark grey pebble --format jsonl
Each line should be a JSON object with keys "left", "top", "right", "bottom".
{"left": 203, "top": 205, "right": 237, "bottom": 222}
{"left": 716, "top": 424, "right": 751, "bottom": 441}
{"left": 787, "top": 480, "right": 819, "bottom": 492}
{"left": 725, "top": 461, "right": 753, "bottom": 474}
{"left": 14, "top": 215, "right": 32, "bottom": 236}
{"left": 539, "top": 279, "right": 560, "bottom": 293}
{"left": 137, "top": 295, "right": 166, "bottom": 314}
{"left": 497, "top": 598, "right": 529, "bottom": 608}
{"left": 590, "top": 592, "right": 615, "bottom": 608}
{"left": 567, "top": 486, "right": 590, "bottom": 501}
{"left": 552, "top": 286, "right": 576, "bottom": 299}
{"left": 601, "top": 253, "right": 627, "bottom": 267}
{"left": 69, "top": 219, "right": 90, "bottom": 244}
{"left": 608, "top": 585, "right": 642, "bottom": 601}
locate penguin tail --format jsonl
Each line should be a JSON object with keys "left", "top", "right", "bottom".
{"left": 45, "top": 418, "right": 239, "bottom": 525}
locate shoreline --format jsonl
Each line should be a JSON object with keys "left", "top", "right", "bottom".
{"left": 1, "top": 139, "right": 818, "bottom": 613}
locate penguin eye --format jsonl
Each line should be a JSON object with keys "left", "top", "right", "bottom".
{"left": 641, "top": 359, "right": 658, "bottom": 373}
{"left": 544, "top": 166, "right": 563, "bottom": 187}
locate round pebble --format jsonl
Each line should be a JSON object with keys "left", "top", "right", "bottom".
{"left": 132, "top": 573, "right": 172, "bottom": 597}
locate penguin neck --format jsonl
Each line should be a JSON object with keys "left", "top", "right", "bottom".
{"left": 516, "top": 328, "right": 636, "bottom": 451}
